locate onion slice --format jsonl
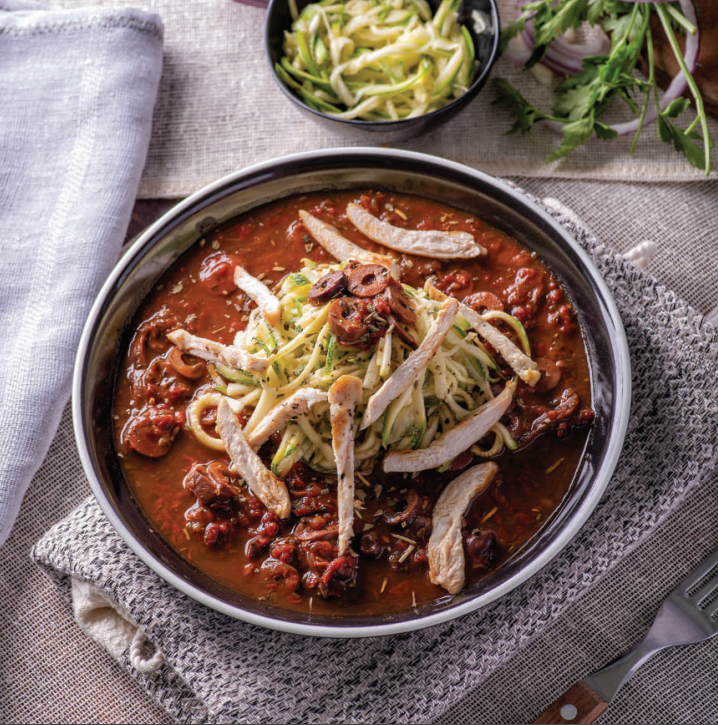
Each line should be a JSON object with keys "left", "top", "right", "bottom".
{"left": 503, "top": 33, "right": 533, "bottom": 67}
{"left": 522, "top": 21, "right": 610, "bottom": 77}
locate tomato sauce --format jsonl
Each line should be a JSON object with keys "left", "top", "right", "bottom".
{"left": 114, "top": 189, "right": 593, "bottom": 616}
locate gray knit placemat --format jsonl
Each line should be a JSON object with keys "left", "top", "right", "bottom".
{"left": 32, "top": 193, "right": 718, "bottom": 724}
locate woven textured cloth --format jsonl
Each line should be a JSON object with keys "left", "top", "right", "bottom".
{"left": 0, "top": 0, "right": 163, "bottom": 545}
{"left": 513, "top": 177, "right": 718, "bottom": 317}
{"left": 41, "top": 0, "right": 718, "bottom": 198}
{"left": 31, "top": 189, "right": 718, "bottom": 724}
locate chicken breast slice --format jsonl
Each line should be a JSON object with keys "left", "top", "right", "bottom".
{"left": 299, "top": 209, "right": 401, "bottom": 279}
{"left": 346, "top": 202, "right": 486, "bottom": 259}
{"left": 167, "top": 329, "right": 269, "bottom": 374}
{"left": 383, "top": 379, "right": 516, "bottom": 472}
{"left": 234, "top": 266, "right": 282, "bottom": 327}
{"left": 360, "top": 298, "right": 458, "bottom": 430}
{"left": 245, "top": 388, "right": 328, "bottom": 450}
{"left": 426, "top": 281, "right": 540, "bottom": 386}
{"left": 328, "top": 375, "right": 363, "bottom": 556}
{"left": 428, "top": 462, "right": 498, "bottom": 594}
{"left": 215, "top": 398, "right": 291, "bottom": 518}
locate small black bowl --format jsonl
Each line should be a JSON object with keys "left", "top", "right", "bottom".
{"left": 265, "top": 0, "right": 500, "bottom": 141}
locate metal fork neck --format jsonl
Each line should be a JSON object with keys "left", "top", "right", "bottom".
{"left": 584, "top": 638, "right": 660, "bottom": 703}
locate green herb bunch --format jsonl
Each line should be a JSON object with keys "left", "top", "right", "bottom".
{"left": 495, "top": 0, "right": 714, "bottom": 174}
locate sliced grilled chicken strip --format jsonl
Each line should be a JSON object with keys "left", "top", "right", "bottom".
{"left": 167, "top": 329, "right": 269, "bottom": 374}
{"left": 328, "top": 375, "right": 363, "bottom": 557}
{"left": 426, "top": 281, "right": 540, "bottom": 386}
{"left": 215, "top": 398, "right": 291, "bottom": 518}
{"left": 233, "top": 266, "right": 282, "bottom": 327}
{"left": 298, "top": 209, "right": 400, "bottom": 279}
{"left": 428, "top": 462, "right": 498, "bottom": 594}
{"left": 245, "top": 388, "right": 328, "bottom": 450}
{"left": 360, "top": 298, "right": 458, "bottom": 429}
{"left": 383, "top": 379, "right": 516, "bottom": 472}
{"left": 346, "top": 202, "right": 486, "bottom": 259}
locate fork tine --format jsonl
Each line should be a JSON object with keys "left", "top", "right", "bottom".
{"left": 681, "top": 550, "right": 718, "bottom": 599}
{"left": 696, "top": 579, "right": 718, "bottom": 610}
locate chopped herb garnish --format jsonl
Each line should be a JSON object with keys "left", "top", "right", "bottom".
{"left": 290, "top": 272, "right": 311, "bottom": 286}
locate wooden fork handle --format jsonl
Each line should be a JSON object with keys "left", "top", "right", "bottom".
{"left": 533, "top": 680, "right": 608, "bottom": 724}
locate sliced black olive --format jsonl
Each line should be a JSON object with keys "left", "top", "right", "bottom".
{"left": 504, "top": 412, "right": 524, "bottom": 440}
{"left": 319, "top": 556, "right": 357, "bottom": 598}
{"left": 346, "top": 264, "right": 391, "bottom": 297}
{"left": 521, "top": 389, "right": 579, "bottom": 446}
{"left": 308, "top": 270, "right": 346, "bottom": 305}
{"left": 382, "top": 489, "right": 421, "bottom": 526}
{"left": 359, "top": 530, "right": 386, "bottom": 560}
{"left": 328, "top": 297, "right": 368, "bottom": 342}
{"left": 382, "top": 285, "right": 415, "bottom": 324}
{"left": 168, "top": 347, "right": 206, "bottom": 379}
{"left": 388, "top": 315, "right": 418, "bottom": 350}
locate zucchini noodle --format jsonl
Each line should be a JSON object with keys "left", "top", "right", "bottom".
{"left": 244, "top": 387, "right": 278, "bottom": 434}
{"left": 188, "top": 392, "right": 241, "bottom": 451}
{"left": 271, "top": 424, "right": 308, "bottom": 476}
{"left": 187, "top": 261, "right": 536, "bottom": 471}
{"left": 481, "top": 309, "right": 531, "bottom": 356}
{"left": 278, "top": 0, "right": 478, "bottom": 121}
{"left": 471, "top": 426, "right": 504, "bottom": 458}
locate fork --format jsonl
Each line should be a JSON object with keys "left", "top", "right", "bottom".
{"left": 533, "top": 547, "right": 718, "bottom": 724}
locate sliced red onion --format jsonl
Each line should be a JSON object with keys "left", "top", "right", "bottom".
{"left": 523, "top": 20, "right": 610, "bottom": 77}
{"left": 522, "top": 29, "right": 578, "bottom": 75}
{"left": 610, "top": 0, "right": 698, "bottom": 135}
{"left": 503, "top": 33, "right": 533, "bottom": 67}
{"left": 540, "top": 0, "right": 700, "bottom": 136}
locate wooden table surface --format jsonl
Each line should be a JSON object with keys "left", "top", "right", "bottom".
{"left": 125, "top": 199, "right": 180, "bottom": 245}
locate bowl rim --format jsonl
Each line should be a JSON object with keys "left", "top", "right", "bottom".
{"left": 264, "top": 0, "right": 501, "bottom": 128}
{"left": 73, "top": 147, "right": 631, "bottom": 638}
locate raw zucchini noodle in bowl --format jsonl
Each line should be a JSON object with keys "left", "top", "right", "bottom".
{"left": 277, "top": 0, "right": 481, "bottom": 120}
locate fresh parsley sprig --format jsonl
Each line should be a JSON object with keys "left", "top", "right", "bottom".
{"left": 495, "top": 0, "right": 714, "bottom": 174}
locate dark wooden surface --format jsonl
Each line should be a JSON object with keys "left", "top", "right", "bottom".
{"left": 124, "top": 198, "right": 181, "bottom": 245}
{"left": 533, "top": 680, "right": 608, "bottom": 725}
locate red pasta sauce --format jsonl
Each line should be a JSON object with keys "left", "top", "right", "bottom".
{"left": 114, "top": 189, "right": 593, "bottom": 616}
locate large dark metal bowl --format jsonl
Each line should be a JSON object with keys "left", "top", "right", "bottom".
{"left": 74, "top": 148, "right": 631, "bottom": 638}
{"left": 265, "top": 0, "right": 501, "bottom": 141}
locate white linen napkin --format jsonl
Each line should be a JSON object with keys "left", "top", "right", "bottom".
{"left": 0, "top": 0, "right": 163, "bottom": 545}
